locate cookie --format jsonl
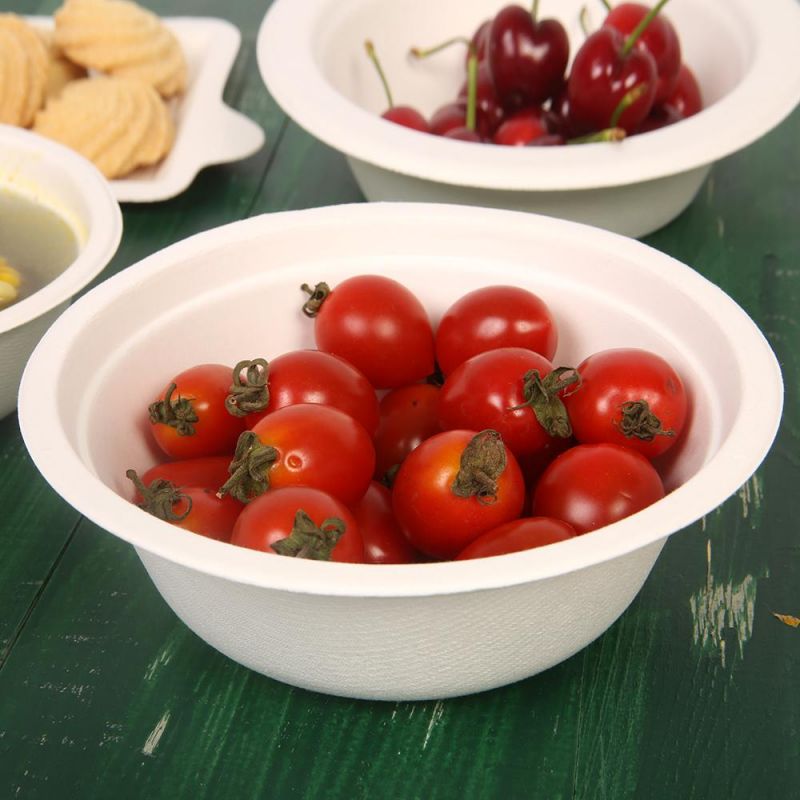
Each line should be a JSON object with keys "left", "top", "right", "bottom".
{"left": 0, "top": 15, "right": 49, "bottom": 126}
{"left": 37, "top": 27, "right": 87, "bottom": 101}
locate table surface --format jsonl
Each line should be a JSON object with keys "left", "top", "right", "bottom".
{"left": 1, "top": 1, "right": 799, "bottom": 797}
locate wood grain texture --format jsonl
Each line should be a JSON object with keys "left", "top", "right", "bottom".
{"left": 0, "top": 0, "right": 798, "bottom": 797}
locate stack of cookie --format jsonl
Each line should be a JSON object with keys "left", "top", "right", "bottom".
{"left": 0, "top": 0, "right": 187, "bottom": 179}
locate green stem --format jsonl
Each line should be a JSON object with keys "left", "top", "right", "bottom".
{"left": 567, "top": 127, "right": 626, "bottom": 145}
{"left": 225, "top": 358, "right": 270, "bottom": 417}
{"left": 622, "top": 0, "right": 671, "bottom": 57}
{"left": 300, "top": 281, "right": 330, "bottom": 318}
{"left": 579, "top": 6, "right": 592, "bottom": 36}
{"left": 508, "top": 367, "right": 580, "bottom": 437}
{"left": 599, "top": 0, "right": 612, "bottom": 11}
{"left": 364, "top": 40, "right": 394, "bottom": 108}
{"left": 609, "top": 83, "right": 648, "bottom": 128}
{"left": 126, "top": 469, "right": 191, "bottom": 522}
{"left": 465, "top": 46, "right": 478, "bottom": 132}
{"left": 409, "top": 36, "right": 470, "bottom": 59}
{"left": 148, "top": 382, "right": 198, "bottom": 436}
{"left": 531, "top": 0, "right": 540, "bottom": 22}
{"left": 270, "top": 510, "right": 347, "bottom": 560}
{"left": 217, "top": 431, "right": 279, "bottom": 503}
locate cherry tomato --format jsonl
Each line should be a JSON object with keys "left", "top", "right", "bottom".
{"left": 563, "top": 348, "right": 688, "bottom": 459}
{"left": 532, "top": 443, "right": 665, "bottom": 534}
{"left": 351, "top": 482, "right": 419, "bottom": 564}
{"left": 148, "top": 364, "right": 245, "bottom": 459}
{"left": 126, "top": 469, "right": 242, "bottom": 542}
{"left": 231, "top": 486, "right": 364, "bottom": 563}
{"left": 244, "top": 349, "right": 380, "bottom": 436}
{"left": 373, "top": 383, "right": 441, "bottom": 481}
{"left": 139, "top": 456, "right": 233, "bottom": 494}
{"left": 392, "top": 429, "right": 525, "bottom": 560}
{"left": 435, "top": 285, "right": 558, "bottom": 375}
{"left": 219, "top": 403, "right": 375, "bottom": 507}
{"left": 456, "top": 517, "right": 577, "bottom": 560}
{"left": 438, "top": 347, "right": 577, "bottom": 461}
{"left": 301, "top": 275, "right": 435, "bottom": 389}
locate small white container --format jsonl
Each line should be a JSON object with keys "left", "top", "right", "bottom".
{"left": 18, "top": 203, "right": 782, "bottom": 700}
{"left": 0, "top": 125, "right": 122, "bottom": 419}
{"left": 257, "top": 0, "right": 800, "bottom": 237}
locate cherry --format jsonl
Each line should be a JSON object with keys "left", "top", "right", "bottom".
{"left": 528, "top": 133, "right": 566, "bottom": 146}
{"left": 566, "top": 17, "right": 659, "bottom": 134}
{"left": 365, "top": 40, "right": 431, "bottom": 133}
{"left": 444, "top": 127, "right": 483, "bottom": 142}
{"left": 603, "top": 2, "right": 681, "bottom": 103}
{"left": 430, "top": 102, "right": 467, "bottom": 136}
{"left": 468, "top": 18, "right": 492, "bottom": 66}
{"left": 664, "top": 63, "right": 702, "bottom": 118}
{"left": 636, "top": 102, "right": 683, "bottom": 133}
{"left": 487, "top": 2, "right": 570, "bottom": 112}
{"left": 492, "top": 107, "right": 549, "bottom": 146}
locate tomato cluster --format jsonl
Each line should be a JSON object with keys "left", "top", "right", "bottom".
{"left": 125, "top": 274, "right": 688, "bottom": 565}
{"left": 369, "top": 1, "right": 702, "bottom": 146}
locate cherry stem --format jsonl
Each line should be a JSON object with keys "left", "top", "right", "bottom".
{"left": 609, "top": 82, "right": 648, "bottom": 128}
{"left": 531, "top": 0, "right": 540, "bottom": 23}
{"left": 365, "top": 40, "right": 394, "bottom": 108}
{"left": 622, "top": 0, "right": 671, "bottom": 57}
{"left": 567, "top": 127, "right": 626, "bottom": 144}
{"left": 409, "top": 36, "right": 470, "bottom": 59}
{"left": 599, "top": 0, "right": 612, "bottom": 10}
{"left": 465, "top": 46, "right": 478, "bottom": 132}
{"left": 579, "top": 6, "right": 592, "bottom": 36}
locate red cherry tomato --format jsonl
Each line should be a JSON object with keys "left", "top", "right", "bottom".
{"left": 373, "top": 383, "right": 441, "bottom": 480}
{"left": 302, "top": 275, "right": 435, "bottom": 389}
{"left": 532, "top": 443, "right": 665, "bottom": 534}
{"left": 351, "top": 482, "right": 419, "bottom": 564}
{"left": 220, "top": 404, "right": 375, "bottom": 507}
{"left": 563, "top": 348, "right": 688, "bottom": 459}
{"left": 392, "top": 429, "right": 525, "bottom": 560}
{"left": 438, "top": 347, "right": 576, "bottom": 461}
{"left": 231, "top": 486, "right": 364, "bottom": 563}
{"left": 139, "top": 456, "right": 233, "bottom": 494}
{"left": 244, "top": 349, "right": 380, "bottom": 436}
{"left": 126, "top": 470, "right": 242, "bottom": 542}
{"left": 456, "top": 516, "right": 577, "bottom": 559}
{"left": 148, "top": 364, "right": 245, "bottom": 459}
{"left": 435, "top": 285, "right": 558, "bottom": 375}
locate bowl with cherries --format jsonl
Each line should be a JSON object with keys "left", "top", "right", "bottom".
{"left": 258, "top": 0, "right": 800, "bottom": 236}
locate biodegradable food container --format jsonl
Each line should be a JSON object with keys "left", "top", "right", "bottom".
{"left": 257, "top": 0, "right": 800, "bottom": 237}
{"left": 0, "top": 126, "right": 122, "bottom": 419}
{"left": 19, "top": 203, "right": 782, "bottom": 700}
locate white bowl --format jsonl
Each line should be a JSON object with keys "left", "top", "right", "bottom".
{"left": 0, "top": 125, "right": 122, "bottom": 419}
{"left": 18, "top": 203, "right": 781, "bottom": 700}
{"left": 257, "top": 0, "right": 800, "bottom": 237}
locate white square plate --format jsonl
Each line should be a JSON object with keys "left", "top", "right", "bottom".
{"left": 30, "top": 16, "right": 266, "bottom": 202}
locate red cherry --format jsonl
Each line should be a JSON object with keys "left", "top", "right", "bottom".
{"left": 492, "top": 107, "right": 549, "bottom": 146}
{"left": 365, "top": 40, "right": 431, "bottom": 134}
{"left": 567, "top": 26, "right": 657, "bottom": 134}
{"left": 430, "top": 102, "right": 467, "bottom": 136}
{"left": 444, "top": 127, "right": 482, "bottom": 142}
{"left": 487, "top": 4, "right": 570, "bottom": 111}
{"left": 665, "top": 63, "right": 702, "bottom": 118}
{"left": 468, "top": 18, "right": 492, "bottom": 66}
{"left": 603, "top": 2, "right": 681, "bottom": 104}
{"left": 458, "top": 61, "right": 505, "bottom": 137}
{"left": 382, "top": 105, "right": 431, "bottom": 132}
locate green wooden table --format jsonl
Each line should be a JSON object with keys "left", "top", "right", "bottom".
{"left": 1, "top": 2, "right": 798, "bottom": 797}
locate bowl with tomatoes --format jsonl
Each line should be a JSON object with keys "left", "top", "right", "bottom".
{"left": 257, "top": 0, "right": 800, "bottom": 237}
{"left": 18, "top": 202, "right": 781, "bottom": 700}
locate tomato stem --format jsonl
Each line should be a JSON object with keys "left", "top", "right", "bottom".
{"left": 300, "top": 281, "right": 331, "bottom": 318}
{"left": 271, "top": 509, "right": 346, "bottom": 560}
{"left": 226, "top": 358, "right": 270, "bottom": 417}
{"left": 510, "top": 367, "right": 580, "bottom": 437}
{"left": 148, "top": 382, "right": 198, "bottom": 436}
{"left": 617, "top": 399, "right": 674, "bottom": 441}
{"left": 217, "top": 431, "right": 279, "bottom": 503}
{"left": 451, "top": 429, "right": 507, "bottom": 504}
{"left": 126, "top": 469, "right": 192, "bottom": 521}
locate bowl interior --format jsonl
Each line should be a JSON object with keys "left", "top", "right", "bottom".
{"left": 317, "top": 0, "right": 751, "bottom": 118}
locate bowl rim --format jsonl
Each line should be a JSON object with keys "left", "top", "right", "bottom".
{"left": 0, "top": 125, "right": 122, "bottom": 336}
{"left": 18, "top": 203, "right": 783, "bottom": 598}
{"left": 256, "top": 0, "right": 800, "bottom": 191}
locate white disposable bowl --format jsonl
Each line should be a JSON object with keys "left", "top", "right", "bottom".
{"left": 19, "top": 203, "right": 781, "bottom": 700}
{"left": 257, "top": 0, "right": 800, "bottom": 237}
{"left": 0, "top": 125, "right": 122, "bottom": 419}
